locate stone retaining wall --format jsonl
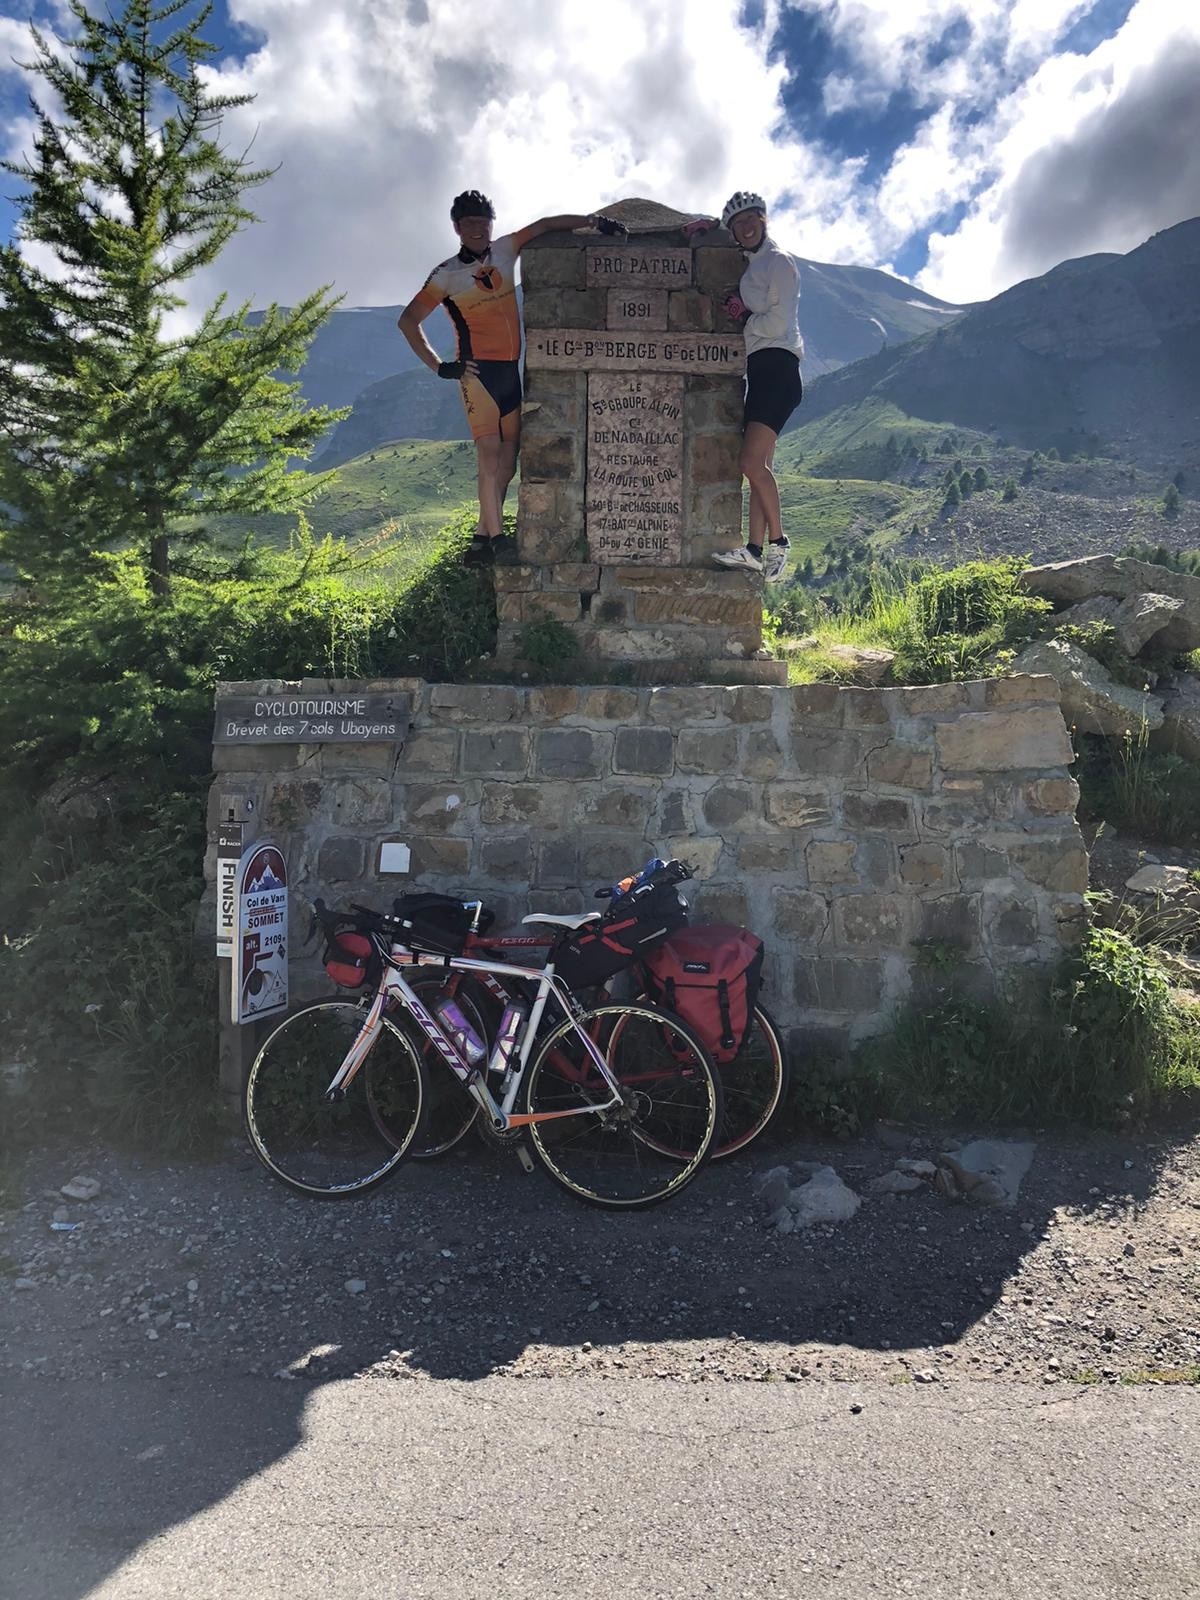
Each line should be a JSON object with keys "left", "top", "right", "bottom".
{"left": 207, "top": 674, "right": 1086, "bottom": 1052}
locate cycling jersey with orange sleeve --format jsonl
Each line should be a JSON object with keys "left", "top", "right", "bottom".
{"left": 408, "top": 234, "right": 521, "bottom": 362}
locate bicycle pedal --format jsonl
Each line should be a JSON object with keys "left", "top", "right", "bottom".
{"left": 515, "top": 1144, "right": 535, "bottom": 1175}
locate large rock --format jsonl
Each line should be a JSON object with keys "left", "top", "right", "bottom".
{"left": 1112, "top": 593, "right": 1188, "bottom": 657}
{"left": 1011, "top": 640, "right": 1164, "bottom": 736}
{"left": 1021, "top": 557, "right": 1200, "bottom": 653}
{"left": 936, "top": 1139, "right": 1035, "bottom": 1208}
{"left": 1156, "top": 673, "right": 1200, "bottom": 762}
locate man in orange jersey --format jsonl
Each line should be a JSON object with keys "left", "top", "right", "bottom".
{"left": 399, "top": 191, "right": 625, "bottom": 565}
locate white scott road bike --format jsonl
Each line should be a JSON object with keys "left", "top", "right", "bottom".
{"left": 243, "top": 897, "right": 724, "bottom": 1211}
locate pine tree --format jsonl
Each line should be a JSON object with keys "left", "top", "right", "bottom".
{"left": 1162, "top": 483, "right": 1181, "bottom": 518}
{"left": 959, "top": 470, "right": 974, "bottom": 498}
{"left": 0, "top": 0, "right": 345, "bottom": 595}
{"left": 1002, "top": 478, "right": 1018, "bottom": 502}
{"left": 973, "top": 466, "right": 989, "bottom": 491}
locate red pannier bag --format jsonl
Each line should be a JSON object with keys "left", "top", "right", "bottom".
{"left": 641, "top": 924, "right": 764, "bottom": 1065}
{"left": 324, "top": 931, "right": 376, "bottom": 989}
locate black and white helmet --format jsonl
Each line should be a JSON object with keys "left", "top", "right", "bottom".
{"left": 721, "top": 191, "right": 766, "bottom": 229}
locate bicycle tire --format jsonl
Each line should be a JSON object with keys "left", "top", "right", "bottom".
{"left": 244, "top": 998, "right": 426, "bottom": 1199}
{"left": 625, "top": 998, "right": 789, "bottom": 1160}
{"left": 400, "top": 971, "right": 488, "bottom": 1158}
{"left": 523, "top": 1001, "right": 722, "bottom": 1210}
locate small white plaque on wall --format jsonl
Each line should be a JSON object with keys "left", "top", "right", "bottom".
{"left": 379, "top": 842, "right": 411, "bottom": 874}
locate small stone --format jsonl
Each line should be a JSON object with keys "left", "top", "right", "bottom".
{"left": 914, "top": 1369, "right": 937, "bottom": 1384}
{"left": 53, "top": 1206, "right": 70, "bottom": 1223}
{"left": 60, "top": 1175, "right": 102, "bottom": 1202}
{"left": 582, "top": 1341, "right": 593, "bottom": 1353}
{"left": 345, "top": 1279, "right": 367, "bottom": 1295}
{"left": 14, "top": 1278, "right": 36, "bottom": 1291}
{"left": 850, "top": 1402, "right": 863, "bottom": 1414}
{"left": 869, "top": 1170, "right": 925, "bottom": 1195}
{"left": 1123, "top": 1243, "right": 1135, "bottom": 1257}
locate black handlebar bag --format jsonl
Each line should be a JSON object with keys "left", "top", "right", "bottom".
{"left": 391, "top": 893, "right": 491, "bottom": 957}
{"left": 554, "top": 882, "right": 688, "bottom": 991}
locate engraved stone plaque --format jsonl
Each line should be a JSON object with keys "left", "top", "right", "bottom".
{"left": 605, "top": 288, "right": 668, "bottom": 330}
{"left": 585, "top": 246, "right": 691, "bottom": 287}
{"left": 526, "top": 329, "right": 743, "bottom": 375}
{"left": 586, "top": 373, "right": 684, "bottom": 566}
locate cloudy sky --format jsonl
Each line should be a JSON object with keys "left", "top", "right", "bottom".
{"left": 2, "top": 0, "right": 1198, "bottom": 312}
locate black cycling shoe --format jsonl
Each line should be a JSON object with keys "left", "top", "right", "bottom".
{"left": 463, "top": 536, "right": 495, "bottom": 569}
{"left": 490, "top": 534, "right": 518, "bottom": 565}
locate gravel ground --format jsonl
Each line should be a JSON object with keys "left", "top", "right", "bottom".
{"left": 3, "top": 1121, "right": 1199, "bottom": 1389}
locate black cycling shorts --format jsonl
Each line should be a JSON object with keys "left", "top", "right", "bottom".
{"left": 743, "top": 347, "right": 803, "bottom": 436}
{"left": 460, "top": 358, "right": 522, "bottom": 440}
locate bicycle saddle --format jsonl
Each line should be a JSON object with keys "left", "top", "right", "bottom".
{"left": 522, "top": 912, "right": 601, "bottom": 931}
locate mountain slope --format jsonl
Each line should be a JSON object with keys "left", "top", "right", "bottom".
{"left": 790, "top": 217, "right": 1200, "bottom": 474}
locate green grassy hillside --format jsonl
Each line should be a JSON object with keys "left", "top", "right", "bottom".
{"left": 209, "top": 434, "right": 920, "bottom": 568}
{"left": 213, "top": 439, "right": 484, "bottom": 565}
{"left": 778, "top": 398, "right": 988, "bottom": 479}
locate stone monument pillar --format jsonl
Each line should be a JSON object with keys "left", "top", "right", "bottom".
{"left": 496, "top": 197, "right": 787, "bottom": 685}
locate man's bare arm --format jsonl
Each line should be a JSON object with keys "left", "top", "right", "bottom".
{"left": 397, "top": 298, "right": 444, "bottom": 373}
{"left": 512, "top": 213, "right": 606, "bottom": 253}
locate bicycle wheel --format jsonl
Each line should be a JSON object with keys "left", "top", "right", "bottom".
{"left": 624, "top": 1000, "right": 789, "bottom": 1160}
{"left": 244, "top": 999, "right": 425, "bottom": 1198}
{"left": 401, "top": 971, "right": 488, "bottom": 1158}
{"left": 523, "top": 1001, "right": 721, "bottom": 1210}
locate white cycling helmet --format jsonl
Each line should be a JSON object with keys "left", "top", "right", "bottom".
{"left": 721, "top": 191, "right": 766, "bottom": 230}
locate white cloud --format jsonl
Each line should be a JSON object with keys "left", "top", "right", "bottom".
{"left": 188, "top": 0, "right": 883, "bottom": 313}
{"left": 2, "top": 0, "right": 1198, "bottom": 317}
{"left": 916, "top": 0, "right": 1200, "bottom": 300}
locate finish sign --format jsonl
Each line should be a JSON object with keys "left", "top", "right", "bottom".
{"left": 233, "top": 842, "right": 289, "bottom": 1025}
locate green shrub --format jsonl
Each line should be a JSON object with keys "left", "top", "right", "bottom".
{"left": 0, "top": 513, "right": 496, "bottom": 787}
{"left": 519, "top": 613, "right": 580, "bottom": 675}
{"left": 1075, "top": 726, "right": 1200, "bottom": 846}
{"left": 0, "top": 511, "right": 498, "bottom": 1153}
{"left": 1057, "top": 621, "right": 1142, "bottom": 687}
{"left": 0, "top": 787, "right": 221, "bottom": 1151}
{"left": 862, "top": 929, "right": 1200, "bottom": 1126}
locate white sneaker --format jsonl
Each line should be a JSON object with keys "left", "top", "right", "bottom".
{"left": 712, "top": 545, "right": 763, "bottom": 573}
{"left": 763, "top": 541, "right": 790, "bottom": 583}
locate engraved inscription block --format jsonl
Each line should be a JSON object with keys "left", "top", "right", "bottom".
{"left": 586, "top": 374, "right": 684, "bottom": 566}
{"left": 586, "top": 247, "right": 691, "bottom": 287}
{"left": 526, "top": 329, "right": 743, "bottom": 375}
{"left": 606, "top": 288, "right": 668, "bottom": 330}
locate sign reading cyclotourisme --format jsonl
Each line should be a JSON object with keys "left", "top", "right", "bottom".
{"left": 586, "top": 374, "right": 684, "bottom": 565}
{"left": 233, "top": 842, "right": 288, "bottom": 1025}
{"left": 214, "top": 691, "right": 410, "bottom": 745}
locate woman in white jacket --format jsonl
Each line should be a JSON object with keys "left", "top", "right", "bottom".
{"left": 687, "top": 192, "right": 803, "bottom": 582}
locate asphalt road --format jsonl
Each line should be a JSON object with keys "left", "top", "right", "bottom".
{"left": 4, "top": 1375, "right": 1198, "bottom": 1599}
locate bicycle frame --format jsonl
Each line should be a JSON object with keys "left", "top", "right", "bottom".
{"left": 321, "top": 949, "right": 623, "bottom": 1131}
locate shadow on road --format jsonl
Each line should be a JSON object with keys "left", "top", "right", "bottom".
{"left": 5, "top": 1112, "right": 1198, "bottom": 1598}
